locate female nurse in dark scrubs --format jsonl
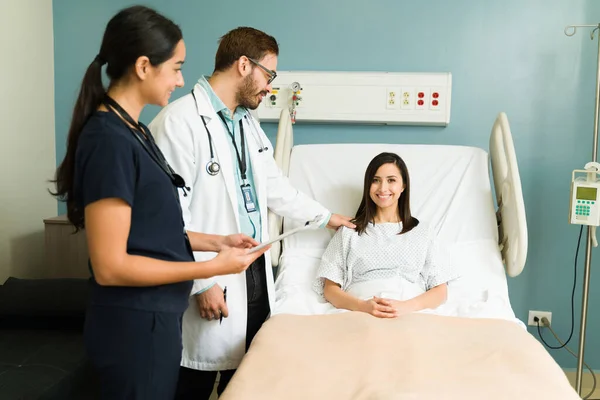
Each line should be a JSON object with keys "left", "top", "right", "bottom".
{"left": 51, "top": 5, "right": 269, "bottom": 399}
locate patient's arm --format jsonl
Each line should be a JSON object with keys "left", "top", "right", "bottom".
{"left": 323, "top": 279, "right": 397, "bottom": 318}
{"left": 389, "top": 283, "right": 448, "bottom": 315}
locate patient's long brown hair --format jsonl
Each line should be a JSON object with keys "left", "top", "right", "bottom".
{"left": 352, "top": 152, "right": 419, "bottom": 235}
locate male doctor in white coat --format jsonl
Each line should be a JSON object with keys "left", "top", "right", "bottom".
{"left": 149, "top": 27, "right": 355, "bottom": 399}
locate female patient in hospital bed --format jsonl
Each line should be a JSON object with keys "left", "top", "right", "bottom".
{"left": 313, "top": 152, "right": 460, "bottom": 318}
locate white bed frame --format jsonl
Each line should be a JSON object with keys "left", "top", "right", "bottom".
{"left": 266, "top": 110, "right": 528, "bottom": 277}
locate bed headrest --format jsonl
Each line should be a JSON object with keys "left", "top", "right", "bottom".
{"left": 282, "top": 143, "right": 499, "bottom": 251}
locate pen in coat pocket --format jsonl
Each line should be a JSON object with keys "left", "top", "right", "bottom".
{"left": 220, "top": 286, "right": 227, "bottom": 325}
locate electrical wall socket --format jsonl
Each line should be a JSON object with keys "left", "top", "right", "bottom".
{"left": 528, "top": 310, "right": 552, "bottom": 327}
{"left": 386, "top": 88, "right": 399, "bottom": 110}
{"left": 415, "top": 87, "right": 430, "bottom": 110}
{"left": 429, "top": 87, "right": 442, "bottom": 111}
{"left": 401, "top": 87, "right": 415, "bottom": 110}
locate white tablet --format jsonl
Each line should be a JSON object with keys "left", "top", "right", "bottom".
{"left": 249, "top": 222, "right": 315, "bottom": 254}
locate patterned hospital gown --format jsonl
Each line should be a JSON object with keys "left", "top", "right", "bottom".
{"left": 313, "top": 221, "right": 459, "bottom": 298}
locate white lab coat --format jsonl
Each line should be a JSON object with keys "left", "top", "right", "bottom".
{"left": 149, "top": 82, "right": 330, "bottom": 371}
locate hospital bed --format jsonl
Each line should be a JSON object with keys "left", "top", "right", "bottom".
{"left": 220, "top": 112, "right": 579, "bottom": 399}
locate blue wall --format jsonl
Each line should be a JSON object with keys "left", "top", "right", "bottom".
{"left": 54, "top": 0, "right": 600, "bottom": 369}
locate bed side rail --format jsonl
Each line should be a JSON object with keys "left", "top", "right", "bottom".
{"left": 489, "top": 112, "right": 528, "bottom": 277}
{"left": 268, "top": 109, "right": 294, "bottom": 267}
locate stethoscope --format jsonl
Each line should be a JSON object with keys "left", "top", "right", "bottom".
{"left": 103, "top": 95, "right": 191, "bottom": 197}
{"left": 201, "top": 114, "right": 221, "bottom": 176}
{"left": 103, "top": 95, "right": 194, "bottom": 257}
{"left": 191, "top": 88, "right": 268, "bottom": 177}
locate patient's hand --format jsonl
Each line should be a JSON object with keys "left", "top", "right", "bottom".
{"left": 387, "top": 299, "right": 417, "bottom": 316}
{"left": 195, "top": 284, "right": 228, "bottom": 321}
{"left": 359, "top": 297, "right": 398, "bottom": 318}
{"left": 385, "top": 284, "right": 447, "bottom": 315}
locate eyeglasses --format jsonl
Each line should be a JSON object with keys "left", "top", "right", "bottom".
{"left": 247, "top": 57, "right": 277, "bottom": 84}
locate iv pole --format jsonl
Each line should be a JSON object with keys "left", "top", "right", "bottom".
{"left": 565, "top": 23, "right": 600, "bottom": 396}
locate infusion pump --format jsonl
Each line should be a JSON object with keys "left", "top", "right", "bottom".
{"left": 570, "top": 167, "right": 600, "bottom": 226}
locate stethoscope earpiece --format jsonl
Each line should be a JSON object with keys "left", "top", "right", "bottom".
{"left": 245, "top": 114, "right": 269, "bottom": 154}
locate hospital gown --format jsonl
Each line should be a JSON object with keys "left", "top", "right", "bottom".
{"left": 313, "top": 221, "right": 459, "bottom": 301}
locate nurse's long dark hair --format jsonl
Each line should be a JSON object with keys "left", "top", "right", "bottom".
{"left": 50, "top": 5, "right": 182, "bottom": 230}
{"left": 353, "top": 152, "right": 419, "bottom": 235}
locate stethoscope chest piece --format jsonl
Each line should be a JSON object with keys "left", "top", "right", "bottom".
{"left": 191, "top": 88, "right": 267, "bottom": 178}
{"left": 206, "top": 160, "right": 221, "bottom": 176}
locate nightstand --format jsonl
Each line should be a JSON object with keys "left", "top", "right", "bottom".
{"left": 43, "top": 215, "right": 90, "bottom": 279}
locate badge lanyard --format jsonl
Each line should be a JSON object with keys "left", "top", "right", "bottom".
{"left": 217, "top": 112, "right": 257, "bottom": 213}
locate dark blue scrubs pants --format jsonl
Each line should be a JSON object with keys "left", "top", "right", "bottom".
{"left": 84, "top": 306, "right": 183, "bottom": 400}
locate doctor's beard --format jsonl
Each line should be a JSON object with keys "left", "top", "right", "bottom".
{"left": 236, "top": 74, "right": 267, "bottom": 110}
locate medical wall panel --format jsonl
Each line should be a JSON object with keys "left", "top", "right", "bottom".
{"left": 255, "top": 71, "right": 452, "bottom": 126}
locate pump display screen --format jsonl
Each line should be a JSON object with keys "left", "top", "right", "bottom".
{"left": 577, "top": 186, "right": 597, "bottom": 201}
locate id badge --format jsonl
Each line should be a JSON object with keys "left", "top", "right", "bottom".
{"left": 241, "top": 185, "right": 257, "bottom": 213}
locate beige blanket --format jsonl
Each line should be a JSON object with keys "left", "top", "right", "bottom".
{"left": 221, "top": 312, "right": 579, "bottom": 400}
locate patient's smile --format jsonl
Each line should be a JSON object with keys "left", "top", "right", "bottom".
{"left": 373, "top": 192, "right": 396, "bottom": 208}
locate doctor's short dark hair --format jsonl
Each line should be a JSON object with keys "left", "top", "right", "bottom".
{"left": 213, "top": 27, "right": 279, "bottom": 73}
{"left": 352, "top": 152, "right": 419, "bottom": 236}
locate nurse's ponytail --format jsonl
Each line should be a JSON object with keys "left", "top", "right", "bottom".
{"left": 51, "top": 58, "right": 105, "bottom": 229}
{"left": 51, "top": 5, "right": 182, "bottom": 230}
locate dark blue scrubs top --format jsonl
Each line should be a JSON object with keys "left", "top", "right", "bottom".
{"left": 74, "top": 111, "right": 193, "bottom": 313}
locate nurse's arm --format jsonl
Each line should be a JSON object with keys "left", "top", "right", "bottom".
{"left": 185, "top": 231, "right": 224, "bottom": 252}
{"left": 85, "top": 198, "right": 267, "bottom": 286}
{"left": 185, "top": 231, "right": 259, "bottom": 252}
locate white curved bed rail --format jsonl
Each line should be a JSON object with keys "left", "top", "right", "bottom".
{"left": 489, "top": 112, "right": 528, "bottom": 277}
{"left": 268, "top": 109, "right": 294, "bottom": 267}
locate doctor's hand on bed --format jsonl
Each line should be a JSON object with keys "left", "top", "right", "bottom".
{"left": 326, "top": 214, "right": 356, "bottom": 230}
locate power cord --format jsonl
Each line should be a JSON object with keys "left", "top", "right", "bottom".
{"left": 539, "top": 316, "right": 597, "bottom": 399}
{"left": 536, "top": 225, "right": 583, "bottom": 350}
{"left": 533, "top": 226, "right": 595, "bottom": 398}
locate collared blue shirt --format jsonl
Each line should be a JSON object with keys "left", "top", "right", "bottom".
{"left": 197, "top": 76, "right": 262, "bottom": 243}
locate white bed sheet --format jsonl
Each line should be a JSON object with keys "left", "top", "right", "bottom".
{"left": 272, "top": 143, "right": 523, "bottom": 326}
